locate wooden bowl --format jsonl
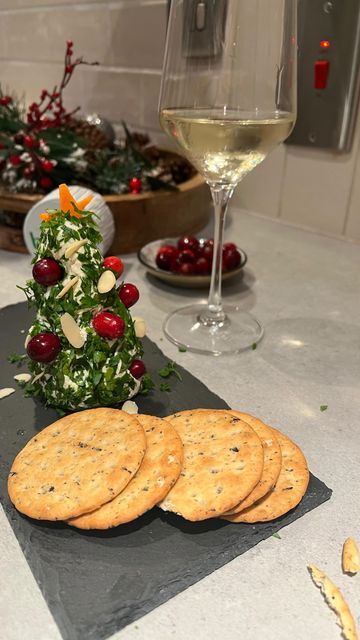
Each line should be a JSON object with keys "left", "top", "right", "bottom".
{"left": 0, "top": 154, "right": 211, "bottom": 255}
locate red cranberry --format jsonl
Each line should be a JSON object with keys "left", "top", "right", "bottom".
{"left": 178, "top": 262, "right": 196, "bottom": 275}
{"left": 178, "top": 249, "right": 197, "bottom": 264}
{"left": 92, "top": 311, "right": 125, "bottom": 340}
{"left": 41, "top": 159, "right": 55, "bottom": 173}
{"left": 156, "top": 246, "right": 179, "bottom": 271}
{"left": 223, "top": 248, "right": 241, "bottom": 271}
{"left": 129, "top": 359, "right": 146, "bottom": 379}
{"left": 23, "top": 135, "right": 38, "bottom": 149}
{"left": 27, "top": 332, "right": 61, "bottom": 363}
{"left": 195, "top": 257, "right": 211, "bottom": 275}
{"left": 170, "top": 257, "right": 182, "bottom": 273}
{"left": 32, "top": 258, "right": 63, "bottom": 286}
{"left": 118, "top": 283, "right": 139, "bottom": 308}
{"left": 103, "top": 256, "right": 124, "bottom": 277}
{"left": 14, "top": 132, "right": 24, "bottom": 144}
{"left": 129, "top": 177, "right": 142, "bottom": 194}
{"left": 39, "top": 176, "right": 53, "bottom": 190}
{"left": 177, "top": 235, "right": 200, "bottom": 252}
{"left": 9, "top": 155, "right": 21, "bottom": 166}
{"left": 0, "top": 96, "right": 12, "bottom": 106}
{"left": 223, "top": 242, "right": 237, "bottom": 253}
{"left": 200, "top": 239, "right": 214, "bottom": 261}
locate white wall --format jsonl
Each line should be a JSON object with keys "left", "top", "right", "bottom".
{"left": 1, "top": 0, "right": 360, "bottom": 241}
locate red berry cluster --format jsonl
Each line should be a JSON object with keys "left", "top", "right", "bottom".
{"left": 26, "top": 41, "right": 98, "bottom": 131}
{"left": 156, "top": 236, "right": 242, "bottom": 276}
{"left": 0, "top": 43, "right": 99, "bottom": 193}
{"left": 27, "top": 255, "right": 146, "bottom": 379}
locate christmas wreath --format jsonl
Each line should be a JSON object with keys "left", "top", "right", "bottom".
{"left": 0, "top": 42, "right": 194, "bottom": 197}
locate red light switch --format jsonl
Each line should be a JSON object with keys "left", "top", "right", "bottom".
{"left": 314, "top": 60, "right": 330, "bottom": 89}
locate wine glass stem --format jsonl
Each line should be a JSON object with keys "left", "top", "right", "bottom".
{"left": 200, "top": 186, "right": 233, "bottom": 326}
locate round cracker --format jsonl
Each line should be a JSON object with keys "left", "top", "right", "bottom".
{"left": 222, "top": 412, "right": 282, "bottom": 515}
{"left": 158, "top": 409, "right": 264, "bottom": 521}
{"left": 8, "top": 408, "right": 146, "bottom": 521}
{"left": 224, "top": 427, "right": 309, "bottom": 523}
{"left": 68, "top": 415, "right": 183, "bottom": 529}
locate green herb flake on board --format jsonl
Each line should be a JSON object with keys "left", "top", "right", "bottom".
{"left": 7, "top": 353, "right": 26, "bottom": 364}
{"left": 160, "top": 382, "right": 171, "bottom": 392}
{"left": 158, "top": 361, "right": 182, "bottom": 381}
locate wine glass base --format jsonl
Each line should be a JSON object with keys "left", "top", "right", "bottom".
{"left": 163, "top": 303, "right": 263, "bottom": 356}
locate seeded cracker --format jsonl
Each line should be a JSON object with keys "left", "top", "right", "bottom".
{"left": 8, "top": 408, "right": 146, "bottom": 521}
{"left": 224, "top": 427, "right": 309, "bottom": 523}
{"left": 223, "top": 412, "right": 282, "bottom": 515}
{"left": 158, "top": 409, "right": 264, "bottom": 521}
{"left": 308, "top": 565, "right": 359, "bottom": 640}
{"left": 69, "top": 415, "right": 183, "bottom": 529}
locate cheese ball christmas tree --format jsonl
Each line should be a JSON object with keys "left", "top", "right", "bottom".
{"left": 22, "top": 184, "right": 151, "bottom": 410}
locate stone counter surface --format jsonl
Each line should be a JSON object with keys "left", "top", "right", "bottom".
{"left": 0, "top": 209, "right": 359, "bottom": 640}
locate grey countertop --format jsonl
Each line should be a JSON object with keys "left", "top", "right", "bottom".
{"left": 0, "top": 209, "right": 359, "bottom": 640}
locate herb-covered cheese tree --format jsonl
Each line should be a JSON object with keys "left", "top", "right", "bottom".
{"left": 22, "top": 183, "right": 152, "bottom": 411}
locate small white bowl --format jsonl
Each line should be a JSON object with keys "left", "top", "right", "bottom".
{"left": 138, "top": 238, "right": 247, "bottom": 289}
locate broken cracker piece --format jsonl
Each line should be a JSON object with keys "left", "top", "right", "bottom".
{"left": 342, "top": 538, "right": 360, "bottom": 575}
{"left": 308, "top": 564, "right": 358, "bottom": 640}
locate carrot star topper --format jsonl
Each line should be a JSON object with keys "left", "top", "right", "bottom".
{"left": 40, "top": 183, "right": 94, "bottom": 221}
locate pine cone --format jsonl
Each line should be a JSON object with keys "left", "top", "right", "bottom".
{"left": 169, "top": 158, "right": 195, "bottom": 184}
{"left": 127, "top": 131, "right": 150, "bottom": 150}
{"left": 68, "top": 119, "right": 109, "bottom": 150}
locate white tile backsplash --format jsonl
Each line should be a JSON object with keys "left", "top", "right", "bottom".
{"left": 280, "top": 144, "right": 359, "bottom": 236}
{"left": 0, "top": 0, "right": 360, "bottom": 241}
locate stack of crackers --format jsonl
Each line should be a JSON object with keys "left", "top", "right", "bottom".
{"left": 7, "top": 408, "right": 309, "bottom": 529}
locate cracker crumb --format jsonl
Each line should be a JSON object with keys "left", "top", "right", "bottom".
{"left": 342, "top": 538, "right": 360, "bottom": 575}
{"left": 308, "top": 564, "right": 358, "bottom": 640}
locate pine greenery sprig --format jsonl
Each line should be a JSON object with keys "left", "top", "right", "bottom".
{"left": 0, "top": 42, "right": 191, "bottom": 196}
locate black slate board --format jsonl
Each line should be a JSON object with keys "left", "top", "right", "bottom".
{"left": 0, "top": 303, "right": 332, "bottom": 640}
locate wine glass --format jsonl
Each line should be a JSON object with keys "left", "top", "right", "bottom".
{"left": 159, "top": 0, "right": 297, "bottom": 355}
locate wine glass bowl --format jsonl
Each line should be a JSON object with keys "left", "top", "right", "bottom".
{"left": 159, "top": 0, "right": 297, "bottom": 355}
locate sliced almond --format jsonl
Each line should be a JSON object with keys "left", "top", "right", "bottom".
{"left": 60, "top": 313, "right": 86, "bottom": 348}
{"left": 32, "top": 371, "right": 45, "bottom": 384}
{"left": 56, "top": 276, "right": 79, "bottom": 300}
{"left": 97, "top": 270, "right": 116, "bottom": 294}
{"left": 64, "top": 239, "right": 88, "bottom": 259}
{"left": 122, "top": 400, "right": 139, "bottom": 414}
{"left": 24, "top": 333, "right": 31, "bottom": 349}
{"left": 342, "top": 538, "right": 360, "bottom": 575}
{"left": 14, "top": 373, "right": 32, "bottom": 383}
{"left": 0, "top": 388, "right": 16, "bottom": 399}
{"left": 133, "top": 316, "right": 146, "bottom": 338}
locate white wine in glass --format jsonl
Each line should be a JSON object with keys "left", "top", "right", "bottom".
{"left": 159, "top": 0, "right": 297, "bottom": 355}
